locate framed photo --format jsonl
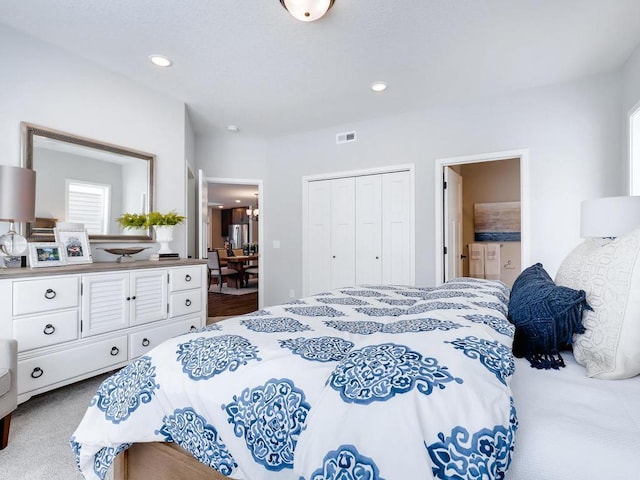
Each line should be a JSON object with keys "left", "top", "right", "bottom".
{"left": 54, "top": 228, "right": 93, "bottom": 264}
{"left": 28, "top": 242, "right": 67, "bottom": 268}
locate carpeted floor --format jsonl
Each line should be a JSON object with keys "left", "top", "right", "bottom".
{"left": 0, "top": 373, "right": 114, "bottom": 480}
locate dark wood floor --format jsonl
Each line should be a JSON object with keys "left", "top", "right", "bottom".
{"left": 207, "top": 291, "right": 258, "bottom": 317}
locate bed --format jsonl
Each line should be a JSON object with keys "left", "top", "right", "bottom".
{"left": 71, "top": 279, "right": 518, "bottom": 480}
{"left": 71, "top": 252, "right": 640, "bottom": 480}
{"left": 507, "top": 353, "right": 640, "bottom": 479}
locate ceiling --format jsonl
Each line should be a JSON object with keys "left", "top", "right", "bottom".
{"left": 207, "top": 183, "right": 259, "bottom": 210}
{"left": 2, "top": 1, "right": 640, "bottom": 139}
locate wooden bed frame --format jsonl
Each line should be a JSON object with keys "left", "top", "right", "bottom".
{"left": 114, "top": 442, "right": 232, "bottom": 480}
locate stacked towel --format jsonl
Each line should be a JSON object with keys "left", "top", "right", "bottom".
{"left": 484, "top": 243, "right": 501, "bottom": 280}
{"left": 468, "top": 243, "right": 485, "bottom": 278}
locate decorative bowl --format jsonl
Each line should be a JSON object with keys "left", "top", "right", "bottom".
{"left": 99, "top": 247, "right": 150, "bottom": 263}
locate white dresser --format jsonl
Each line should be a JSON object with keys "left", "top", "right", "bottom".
{"left": 0, "top": 259, "right": 207, "bottom": 403}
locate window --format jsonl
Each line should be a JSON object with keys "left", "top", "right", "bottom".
{"left": 631, "top": 106, "right": 640, "bottom": 195}
{"left": 66, "top": 180, "right": 111, "bottom": 234}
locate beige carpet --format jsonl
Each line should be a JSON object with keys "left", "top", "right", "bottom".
{"left": 0, "top": 373, "right": 114, "bottom": 480}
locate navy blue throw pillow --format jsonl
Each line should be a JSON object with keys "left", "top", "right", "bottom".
{"left": 507, "top": 263, "right": 591, "bottom": 369}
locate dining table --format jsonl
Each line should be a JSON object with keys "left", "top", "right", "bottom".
{"left": 224, "top": 255, "right": 258, "bottom": 288}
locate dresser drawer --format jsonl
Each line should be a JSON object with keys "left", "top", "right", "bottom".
{"left": 168, "top": 266, "right": 202, "bottom": 292}
{"left": 13, "top": 276, "right": 79, "bottom": 316}
{"left": 17, "top": 335, "right": 128, "bottom": 395}
{"left": 169, "top": 289, "right": 202, "bottom": 317}
{"left": 129, "top": 318, "right": 200, "bottom": 358}
{"left": 13, "top": 310, "right": 78, "bottom": 351}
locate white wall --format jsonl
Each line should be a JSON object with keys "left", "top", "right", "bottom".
{"left": 622, "top": 42, "right": 640, "bottom": 193}
{"left": 249, "top": 73, "right": 622, "bottom": 305}
{"left": 0, "top": 25, "right": 188, "bottom": 260}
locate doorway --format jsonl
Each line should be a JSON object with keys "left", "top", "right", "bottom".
{"left": 205, "top": 177, "right": 264, "bottom": 314}
{"left": 435, "top": 150, "right": 530, "bottom": 287}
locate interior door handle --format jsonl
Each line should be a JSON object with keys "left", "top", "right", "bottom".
{"left": 460, "top": 255, "right": 467, "bottom": 259}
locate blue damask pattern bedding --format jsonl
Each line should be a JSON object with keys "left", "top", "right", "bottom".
{"left": 72, "top": 279, "right": 517, "bottom": 480}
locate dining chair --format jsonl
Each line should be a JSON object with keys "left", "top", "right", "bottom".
{"left": 208, "top": 250, "right": 239, "bottom": 291}
{"left": 244, "top": 265, "right": 258, "bottom": 287}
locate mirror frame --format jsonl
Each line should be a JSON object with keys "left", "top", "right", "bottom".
{"left": 21, "top": 122, "right": 156, "bottom": 242}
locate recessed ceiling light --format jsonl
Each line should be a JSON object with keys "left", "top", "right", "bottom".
{"left": 227, "top": 125, "right": 239, "bottom": 132}
{"left": 371, "top": 81, "right": 387, "bottom": 92}
{"left": 149, "top": 54, "right": 173, "bottom": 67}
{"left": 235, "top": 200, "right": 241, "bottom": 203}
{"left": 218, "top": 205, "right": 224, "bottom": 209}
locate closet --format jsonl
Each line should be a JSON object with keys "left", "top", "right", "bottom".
{"left": 305, "top": 169, "right": 412, "bottom": 295}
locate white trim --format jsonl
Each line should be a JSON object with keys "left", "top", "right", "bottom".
{"left": 434, "top": 149, "right": 530, "bottom": 285}
{"left": 302, "top": 164, "right": 415, "bottom": 297}
{"left": 629, "top": 100, "right": 640, "bottom": 195}
{"left": 206, "top": 176, "right": 264, "bottom": 309}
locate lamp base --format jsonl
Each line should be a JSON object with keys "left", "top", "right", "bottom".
{"left": 1, "top": 255, "right": 23, "bottom": 268}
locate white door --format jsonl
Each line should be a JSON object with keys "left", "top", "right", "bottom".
{"left": 197, "top": 170, "right": 208, "bottom": 259}
{"left": 81, "top": 273, "right": 130, "bottom": 337}
{"left": 129, "top": 269, "right": 169, "bottom": 326}
{"left": 443, "top": 167, "right": 463, "bottom": 282}
{"left": 355, "top": 175, "right": 382, "bottom": 285}
{"left": 307, "top": 180, "right": 332, "bottom": 294}
{"left": 330, "top": 177, "right": 356, "bottom": 289}
{"left": 382, "top": 171, "right": 412, "bottom": 285}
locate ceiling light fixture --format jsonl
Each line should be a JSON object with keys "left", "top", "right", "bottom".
{"left": 149, "top": 54, "right": 173, "bottom": 67}
{"left": 371, "top": 81, "right": 387, "bottom": 92}
{"left": 279, "top": 0, "right": 334, "bottom": 22}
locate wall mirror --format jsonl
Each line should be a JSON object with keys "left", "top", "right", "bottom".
{"left": 21, "top": 123, "right": 155, "bottom": 242}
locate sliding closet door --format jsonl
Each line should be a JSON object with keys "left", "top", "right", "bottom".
{"left": 382, "top": 171, "right": 411, "bottom": 284}
{"left": 355, "top": 175, "right": 382, "bottom": 284}
{"left": 330, "top": 177, "right": 356, "bottom": 289}
{"left": 307, "top": 180, "right": 332, "bottom": 294}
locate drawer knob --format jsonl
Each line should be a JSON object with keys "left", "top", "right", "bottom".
{"left": 31, "top": 367, "right": 44, "bottom": 379}
{"left": 185, "top": 299, "right": 192, "bottom": 307}
{"left": 126, "top": 296, "right": 131, "bottom": 301}
{"left": 44, "top": 289, "right": 57, "bottom": 299}
{"left": 131, "top": 296, "right": 136, "bottom": 300}
{"left": 190, "top": 325, "right": 197, "bottom": 332}
{"left": 185, "top": 274, "right": 192, "bottom": 282}
{"left": 142, "top": 338, "right": 150, "bottom": 347}
{"left": 43, "top": 324, "right": 56, "bottom": 335}
{"left": 110, "top": 346, "right": 120, "bottom": 356}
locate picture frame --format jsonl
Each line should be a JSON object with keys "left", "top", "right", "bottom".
{"left": 54, "top": 228, "right": 93, "bottom": 264}
{"left": 28, "top": 242, "right": 67, "bottom": 268}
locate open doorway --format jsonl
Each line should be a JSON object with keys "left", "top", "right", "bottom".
{"left": 435, "top": 150, "right": 530, "bottom": 287}
{"left": 205, "top": 177, "right": 264, "bottom": 317}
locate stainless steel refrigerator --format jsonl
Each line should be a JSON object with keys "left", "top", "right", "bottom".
{"left": 228, "top": 224, "right": 249, "bottom": 249}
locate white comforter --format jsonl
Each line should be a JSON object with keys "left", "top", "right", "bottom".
{"left": 72, "top": 280, "right": 517, "bottom": 480}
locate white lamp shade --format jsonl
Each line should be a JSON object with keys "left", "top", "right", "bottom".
{"left": 581, "top": 195, "right": 640, "bottom": 238}
{"left": 280, "top": 0, "right": 334, "bottom": 21}
{"left": 0, "top": 165, "right": 36, "bottom": 222}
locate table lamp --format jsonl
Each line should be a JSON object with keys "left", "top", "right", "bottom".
{"left": 0, "top": 165, "right": 36, "bottom": 267}
{"left": 581, "top": 195, "right": 640, "bottom": 238}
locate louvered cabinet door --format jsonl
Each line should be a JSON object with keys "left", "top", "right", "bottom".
{"left": 130, "top": 269, "right": 169, "bottom": 326}
{"left": 81, "top": 273, "right": 130, "bottom": 337}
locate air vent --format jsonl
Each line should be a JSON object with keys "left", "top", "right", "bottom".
{"left": 336, "top": 131, "right": 356, "bottom": 144}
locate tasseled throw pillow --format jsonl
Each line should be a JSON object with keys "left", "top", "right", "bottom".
{"left": 508, "top": 263, "right": 591, "bottom": 369}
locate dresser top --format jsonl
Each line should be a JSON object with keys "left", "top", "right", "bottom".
{"left": 0, "top": 258, "right": 207, "bottom": 279}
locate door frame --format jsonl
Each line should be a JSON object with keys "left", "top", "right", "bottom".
{"left": 434, "top": 149, "right": 530, "bottom": 285}
{"left": 302, "top": 164, "right": 416, "bottom": 297}
{"left": 206, "top": 176, "right": 264, "bottom": 308}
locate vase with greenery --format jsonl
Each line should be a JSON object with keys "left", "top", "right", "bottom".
{"left": 146, "top": 210, "right": 185, "bottom": 254}
{"left": 117, "top": 210, "right": 185, "bottom": 253}
{"left": 116, "top": 212, "right": 148, "bottom": 235}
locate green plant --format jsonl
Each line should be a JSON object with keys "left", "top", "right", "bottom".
{"left": 116, "top": 210, "right": 185, "bottom": 228}
{"left": 145, "top": 210, "right": 186, "bottom": 226}
{"left": 116, "top": 213, "right": 147, "bottom": 229}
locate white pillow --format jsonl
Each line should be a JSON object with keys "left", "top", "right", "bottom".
{"left": 555, "top": 228, "right": 640, "bottom": 379}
